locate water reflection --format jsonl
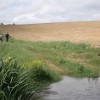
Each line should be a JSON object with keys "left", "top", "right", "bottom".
{"left": 34, "top": 76, "right": 100, "bottom": 100}
{"left": 88, "top": 77, "right": 99, "bottom": 84}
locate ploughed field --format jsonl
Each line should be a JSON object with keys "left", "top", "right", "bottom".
{"left": 0, "top": 21, "right": 100, "bottom": 47}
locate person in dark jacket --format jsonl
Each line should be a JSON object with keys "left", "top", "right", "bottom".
{"left": 5, "top": 33, "right": 10, "bottom": 42}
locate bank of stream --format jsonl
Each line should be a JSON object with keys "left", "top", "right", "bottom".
{"left": 35, "top": 76, "right": 100, "bottom": 100}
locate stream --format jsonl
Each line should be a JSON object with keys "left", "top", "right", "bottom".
{"left": 35, "top": 76, "right": 100, "bottom": 100}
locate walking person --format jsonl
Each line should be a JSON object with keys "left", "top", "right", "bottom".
{"left": 5, "top": 33, "right": 10, "bottom": 42}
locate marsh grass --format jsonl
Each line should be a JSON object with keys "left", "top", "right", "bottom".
{"left": 0, "top": 58, "right": 34, "bottom": 100}
{"left": 0, "top": 57, "right": 60, "bottom": 100}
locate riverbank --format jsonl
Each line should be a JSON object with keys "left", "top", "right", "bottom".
{"left": 0, "top": 39, "right": 100, "bottom": 99}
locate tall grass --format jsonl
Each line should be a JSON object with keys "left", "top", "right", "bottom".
{"left": 0, "top": 58, "right": 34, "bottom": 100}
{"left": 0, "top": 56, "right": 60, "bottom": 100}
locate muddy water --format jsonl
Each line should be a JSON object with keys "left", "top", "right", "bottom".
{"left": 37, "top": 76, "right": 100, "bottom": 100}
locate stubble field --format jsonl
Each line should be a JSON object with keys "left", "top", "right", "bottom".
{"left": 0, "top": 21, "right": 100, "bottom": 47}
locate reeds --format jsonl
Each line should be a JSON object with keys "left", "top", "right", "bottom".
{"left": 0, "top": 58, "right": 35, "bottom": 100}
{"left": 0, "top": 57, "right": 60, "bottom": 100}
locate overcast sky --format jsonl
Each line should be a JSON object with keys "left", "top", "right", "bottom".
{"left": 0, "top": 0, "right": 100, "bottom": 24}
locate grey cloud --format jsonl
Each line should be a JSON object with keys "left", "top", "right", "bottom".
{"left": 0, "top": 0, "right": 100, "bottom": 24}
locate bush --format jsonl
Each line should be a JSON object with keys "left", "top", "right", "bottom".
{"left": 29, "top": 60, "right": 60, "bottom": 82}
{"left": 1, "top": 23, "right": 4, "bottom": 25}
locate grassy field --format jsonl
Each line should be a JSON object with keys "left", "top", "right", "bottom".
{"left": 0, "top": 41, "right": 100, "bottom": 100}
{"left": 0, "top": 39, "right": 100, "bottom": 77}
{"left": 0, "top": 21, "right": 100, "bottom": 47}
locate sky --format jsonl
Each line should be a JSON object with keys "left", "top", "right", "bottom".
{"left": 0, "top": 0, "right": 100, "bottom": 24}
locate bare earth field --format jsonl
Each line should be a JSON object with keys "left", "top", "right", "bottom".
{"left": 0, "top": 21, "right": 100, "bottom": 47}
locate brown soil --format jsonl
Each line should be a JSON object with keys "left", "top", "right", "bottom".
{"left": 0, "top": 21, "right": 100, "bottom": 47}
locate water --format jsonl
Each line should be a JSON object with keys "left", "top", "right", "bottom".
{"left": 36, "top": 76, "right": 100, "bottom": 100}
